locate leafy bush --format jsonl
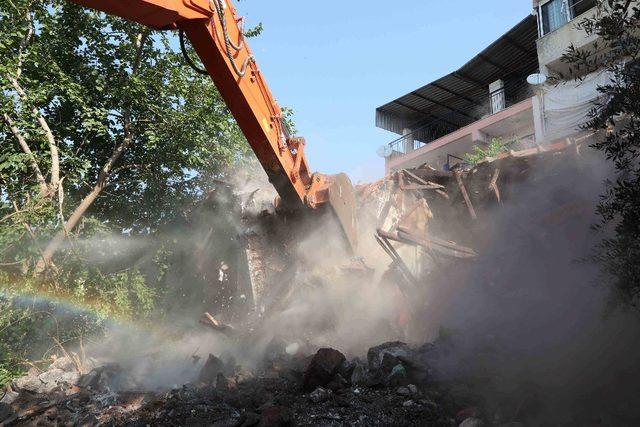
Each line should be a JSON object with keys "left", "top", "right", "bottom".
{"left": 463, "top": 138, "right": 510, "bottom": 167}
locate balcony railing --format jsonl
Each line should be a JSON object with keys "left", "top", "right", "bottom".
{"left": 386, "top": 83, "right": 532, "bottom": 159}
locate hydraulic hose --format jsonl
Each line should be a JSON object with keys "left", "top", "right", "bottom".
{"left": 209, "top": 0, "right": 253, "bottom": 77}
{"left": 179, "top": 29, "right": 209, "bottom": 76}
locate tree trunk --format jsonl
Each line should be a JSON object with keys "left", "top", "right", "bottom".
{"left": 35, "top": 31, "right": 148, "bottom": 273}
{"left": 36, "top": 123, "right": 134, "bottom": 272}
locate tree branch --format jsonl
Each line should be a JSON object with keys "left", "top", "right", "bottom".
{"left": 16, "top": 4, "right": 34, "bottom": 80}
{"left": 37, "top": 30, "right": 150, "bottom": 273}
{"left": 2, "top": 112, "right": 48, "bottom": 195}
{"left": 9, "top": 76, "right": 60, "bottom": 192}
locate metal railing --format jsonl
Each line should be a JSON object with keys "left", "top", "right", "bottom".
{"left": 386, "top": 83, "right": 533, "bottom": 159}
{"left": 490, "top": 87, "right": 506, "bottom": 115}
{"left": 568, "top": 0, "right": 597, "bottom": 19}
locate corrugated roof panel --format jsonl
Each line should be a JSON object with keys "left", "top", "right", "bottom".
{"left": 376, "top": 15, "right": 540, "bottom": 143}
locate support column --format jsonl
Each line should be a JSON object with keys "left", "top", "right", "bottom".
{"left": 532, "top": 93, "right": 546, "bottom": 144}
{"left": 403, "top": 128, "right": 414, "bottom": 153}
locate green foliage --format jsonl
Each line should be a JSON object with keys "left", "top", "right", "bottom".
{"left": 0, "top": 0, "right": 255, "bottom": 369}
{"left": 562, "top": 1, "right": 640, "bottom": 307}
{"left": 244, "top": 22, "right": 263, "bottom": 38}
{"left": 463, "top": 138, "right": 510, "bottom": 167}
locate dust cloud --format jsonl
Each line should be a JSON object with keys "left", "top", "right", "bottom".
{"left": 29, "top": 148, "right": 640, "bottom": 425}
{"left": 412, "top": 149, "right": 640, "bottom": 424}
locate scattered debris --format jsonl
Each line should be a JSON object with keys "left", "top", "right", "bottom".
{"left": 1, "top": 339, "right": 465, "bottom": 426}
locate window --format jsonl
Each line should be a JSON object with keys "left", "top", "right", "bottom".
{"left": 541, "top": 0, "right": 570, "bottom": 35}
{"left": 538, "top": 0, "right": 597, "bottom": 36}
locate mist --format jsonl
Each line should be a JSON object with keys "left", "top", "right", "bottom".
{"left": 409, "top": 148, "right": 640, "bottom": 424}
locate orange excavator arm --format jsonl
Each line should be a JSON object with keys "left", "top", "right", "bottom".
{"left": 67, "top": 0, "right": 357, "bottom": 249}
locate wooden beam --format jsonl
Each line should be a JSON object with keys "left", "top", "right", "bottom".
{"left": 397, "top": 226, "right": 477, "bottom": 256}
{"left": 455, "top": 171, "right": 477, "bottom": 220}
{"left": 403, "top": 169, "right": 445, "bottom": 189}
{"left": 488, "top": 168, "right": 501, "bottom": 204}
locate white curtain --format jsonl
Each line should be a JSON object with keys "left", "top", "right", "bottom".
{"left": 543, "top": 0, "right": 569, "bottom": 33}
{"left": 542, "top": 70, "right": 612, "bottom": 140}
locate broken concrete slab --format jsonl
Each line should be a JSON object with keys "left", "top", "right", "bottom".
{"left": 302, "top": 348, "right": 346, "bottom": 392}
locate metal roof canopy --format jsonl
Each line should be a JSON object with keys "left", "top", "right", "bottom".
{"left": 376, "top": 15, "right": 539, "bottom": 144}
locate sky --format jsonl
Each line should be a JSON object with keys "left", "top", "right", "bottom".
{"left": 234, "top": 1, "right": 533, "bottom": 183}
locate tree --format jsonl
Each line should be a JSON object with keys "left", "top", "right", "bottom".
{"left": 0, "top": 0, "right": 250, "bottom": 275}
{"left": 562, "top": 0, "right": 640, "bottom": 307}
{"left": 0, "top": 0, "right": 257, "bottom": 383}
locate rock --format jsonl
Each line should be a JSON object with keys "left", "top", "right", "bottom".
{"left": 302, "top": 348, "right": 346, "bottom": 391}
{"left": 77, "top": 364, "right": 122, "bottom": 391}
{"left": 199, "top": 354, "right": 225, "bottom": 384}
{"left": 309, "top": 387, "right": 331, "bottom": 403}
{"left": 386, "top": 363, "right": 407, "bottom": 386}
{"left": 39, "top": 369, "right": 80, "bottom": 391}
{"left": 408, "top": 384, "right": 418, "bottom": 395}
{"left": 258, "top": 405, "right": 292, "bottom": 427}
{"left": 402, "top": 400, "right": 415, "bottom": 407}
{"left": 0, "top": 390, "right": 18, "bottom": 404}
{"left": 12, "top": 375, "right": 42, "bottom": 393}
{"left": 0, "top": 402, "right": 15, "bottom": 423}
{"left": 350, "top": 359, "right": 368, "bottom": 385}
{"left": 459, "top": 418, "right": 485, "bottom": 427}
{"left": 326, "top": 373, "right": 348, "bottom": 392}
{"left": 397, "top": 386, "right": 411, "bottom": 396}
{"left": 49, "top": 356, "right": 76, "bottom": 372}
{"left": 367, "top": 341, "right": 411, "bottom": 371}
{"left": 12, "top": 367, "right": 79, "bottom": 394}
{"left": 338, "top": 359, "right": 355, "bottom": 380}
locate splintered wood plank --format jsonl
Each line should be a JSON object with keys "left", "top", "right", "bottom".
{"left": 455, "top": 171, "right": 477, "bottom": 220}
{"left": 402, "top": 184, "right": 445, "bottom": 191}
{"left": 435, "top": 189, "right": 450, "bottom": 200}
{"left": 403, "top": 169, "right": 445, "bottom": 189}
{"left": 396, "top": 226, "right": 477, "bottom": 258}
{"left": 489, "top": 168, "right": 501, "bottom": 204}
{"left": 382, "top": 227, "right": 477, "bottom": 259}
{"left": 395, "top": 199, "right": 433, "bottom": 234}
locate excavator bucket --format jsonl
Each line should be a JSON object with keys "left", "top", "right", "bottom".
{"left": 326, "top": 173, "right": 358, "bottom": 252}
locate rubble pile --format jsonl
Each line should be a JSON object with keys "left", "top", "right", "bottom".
{"left": 1, "top": 338, "right": 492, "bottom": 426}
{"left": 356, "top": 136, "right": 594, "bottom": 287}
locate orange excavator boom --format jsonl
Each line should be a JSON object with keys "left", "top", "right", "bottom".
{"left": 67, "top": 0, "right": 357, "bottom": 249}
